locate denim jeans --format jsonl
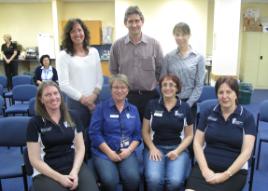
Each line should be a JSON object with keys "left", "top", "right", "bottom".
{"left": 144, "top": 145, "right": 191, "bottom": 191}
{"left": 93, "top": 153, "right": 140, "bottom": 191}
{"left": 67, "top": 97, "right": 92, "bottom": 158}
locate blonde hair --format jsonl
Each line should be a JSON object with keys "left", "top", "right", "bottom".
{"left": 35, "top": 81, "right": 75, "bottom": 127}
{"left": 109, "top": 74, "right": 129, "bottom": 89}
{"left": 3, "top": 34, "right": 12, "bottom": 41}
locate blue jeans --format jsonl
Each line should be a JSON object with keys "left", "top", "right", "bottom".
{"left": 93, "top": 153, "right": 140, "bottom": 191}
{"left": 67, "top": 97, "right": 92, "bottom": 158}
{"left": 144, "top": 145, "right": 191, "bottom": 191}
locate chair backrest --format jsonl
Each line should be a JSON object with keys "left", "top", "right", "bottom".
{"left": 12, "top": 84, "right": 37, "bottom": 102}
{"left": 103, "top": 75, "right": 110, "bottom": 85}
{"left": 197, "top": 85, "right": 217, "bottom": 103}
{"left": 0, "top": 75, "right": 7, "bottom": 89}
{"left": 12, "top": 75, "right": 33, "bottom": 86}
{"left": 259, "top": 100, "right": 268, "bottom": 122}
{"left": 28, "top": 97, "right": 36, "bottom": 116}
{"left": 99, "top": 84, "right": 111, "bottom": 101}
{"left": 196, "top": 99, "right": 218, "bottom": 126}
{"left": 0, "top": 84, "right": 3, "bottom": 96}
{"left": 198, "top": 99, "right": 218, "bottom": 113}
{"left": 0, "top": 95, "right": 4, "bottom": 115}
{"left": 0, "top": 116, "right": 31, "bottom": 147}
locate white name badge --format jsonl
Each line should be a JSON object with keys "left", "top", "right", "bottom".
{"left": 110, "top": 114, "right": 119, "bottom": 118}
{"left": 154, "top": 111, "right": 163, "bottom": 117}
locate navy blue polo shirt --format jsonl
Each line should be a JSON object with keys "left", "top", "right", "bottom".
{"left": 197, "top": 104, "right": 256, "bottom": 171}
{"left": 144, "top": 98, "right": 193, "bottom": 145}
{"left": 27, "top": 113, "right": 82, "bottom": 177}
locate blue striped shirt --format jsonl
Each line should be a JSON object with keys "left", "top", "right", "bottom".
{"left": 161, "top": 48, "right": 205, "bottom": 107}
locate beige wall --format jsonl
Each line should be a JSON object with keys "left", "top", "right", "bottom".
{"left": 0, "top": 1, "right": 115, "bottom": 49}
{"left": 62, "top": 1, "right": 114, "bottom": 27}
{"left": 0, "top": 3, "right": 53, "bottom": 48}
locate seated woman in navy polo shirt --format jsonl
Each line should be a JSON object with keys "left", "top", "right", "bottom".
{"left": 186, "top": 76, "right": 256, "bottom": 191}
{"left": 27, "top": 81, "right": 99, "bottom": 191}
{"left": 142, "top": 74, "right": 194, "bottom": 191}
{"left": 34, "top": 54, "right": 58, "bottom": 86}
{"left": 89, "top": 74, "right": 141, "bottom": 191}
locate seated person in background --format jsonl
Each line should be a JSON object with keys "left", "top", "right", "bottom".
{"left": 89, "top": 74, "right": 141, "bottom": 191}
{"left": 26, "top": 81, "right": 99, "bottom": 191}
{"left": 142, "top": 74, "right": 193, "bottom": 191}
{"left": 186, "top": 76, "right": 256, "bottom": 191}
{"left": 34, "top": 54, "right": 58, "bottom": 85}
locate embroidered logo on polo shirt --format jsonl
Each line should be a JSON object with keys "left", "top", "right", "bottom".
{"left": 174, "top": 110, "right": 184, "bottom": 117}
{"left": 40, "top": 127, "right": 52, "bottom": 133}
{"left": 154, "top": 110, "right": 163, "bottom": 117}
{"left": 232, "top": 118, "right": 244, "bottom": 125}
{"left": 64, "top": 121, "right": 70, "bottom": 128}
{"left": 126, "top": 113, "right": 135, "bottom": 119}
{"left": 208, "top": 116, "right": 218, "bottom": 121}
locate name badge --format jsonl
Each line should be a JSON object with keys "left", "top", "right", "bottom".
{"left": 208, "top": 116, "right": 218, "bottom": 122}
{"left": 110, "top": 114, "right": 119, "bottom": 118}
{"left": 154, "top": 110, "right": 163, "bottom": 117}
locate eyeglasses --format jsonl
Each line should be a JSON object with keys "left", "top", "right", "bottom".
{"left": 162, "top": 83, "right": 177, "bottom": 88}
{"left": 112, "top": 86, "right": 128, "bottom": 90}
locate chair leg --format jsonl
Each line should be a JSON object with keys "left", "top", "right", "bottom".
{"left": 0, "top": 179, "right": 2, "bottom": 191}
{"left": 22, "top": 165, "right": 28, "bottom": 191}
{"left": 256, "top": 140, "right": 262, "bottom": 170}
{"left": 248, "top": 156, "right": 255, "bottom": 191}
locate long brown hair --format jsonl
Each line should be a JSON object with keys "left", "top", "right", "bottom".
{"left": 62, "top": 18, "right": 90, "bottom": 56}
{"left": 35, "top": 81, "right": 74, "bottom": 127}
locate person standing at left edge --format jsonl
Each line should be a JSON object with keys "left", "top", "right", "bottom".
{"left": 109, "top": 6, "right": 164, "bottom": 120}
{"left": 1, "top": 34, "right": 18, "bottom": 89}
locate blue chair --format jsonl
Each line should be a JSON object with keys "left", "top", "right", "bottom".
{"left": 4, "top": 75, "right": 33, "bottom": 105}
{"left": 0, "top": 76, "right": 7, "bottom": 96}
{"left": 28, "top": 97, "right": 36, "bottom": 116}
{"left": 99, "top": 84, "right": 111, "bottom": 102}
{"left": 256, "top": 100, "right": 268, "bottom": 170}
{"left": 103, "top": 75, "right": 109, "bottom": 85}
{"left": 196, "top": 99, "right": 218, "bottom": 127}
{"left": 0, "top": 116, "right": 31, "bottom": 191}
{"left": 197, "top": 85, "right": 217, "bottom": 103}
{"left": 0, "top": 96, "right": 5, "bottom": 116}
{"left": 5, "top": 84, "right": 37, "bottom": 116}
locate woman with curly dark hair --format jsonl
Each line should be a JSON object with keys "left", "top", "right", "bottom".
{"left": 56, "top": 18, "right": 103, "bottom": 158}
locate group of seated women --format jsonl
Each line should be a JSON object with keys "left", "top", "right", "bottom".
{"left": 26, "top": 74, "right": 256, "bottom": 191}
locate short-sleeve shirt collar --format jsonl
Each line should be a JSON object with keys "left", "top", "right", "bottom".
{"left": 158, "top": 96, "right": 182, "bottom": 110}
{"left": 213, "top": 104, "right": 244, "bottom": 116}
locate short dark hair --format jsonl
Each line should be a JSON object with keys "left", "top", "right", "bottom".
{"left": 39, "top": 54, "right": 50, "bottom": 66}
{"left": 215, "top": 76, "right": 239, "bottom": 104}
{"left": 62, "top": 18, "right": 90, "bottom": 56}
{"left": 173, "top": 22, "right": 191, "bottom": 35}
{"left": 159, "top": 74, "right": 181, "bottom": 94}
{"left": 124, "top": 6, "right": 144, "bottom": 24}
